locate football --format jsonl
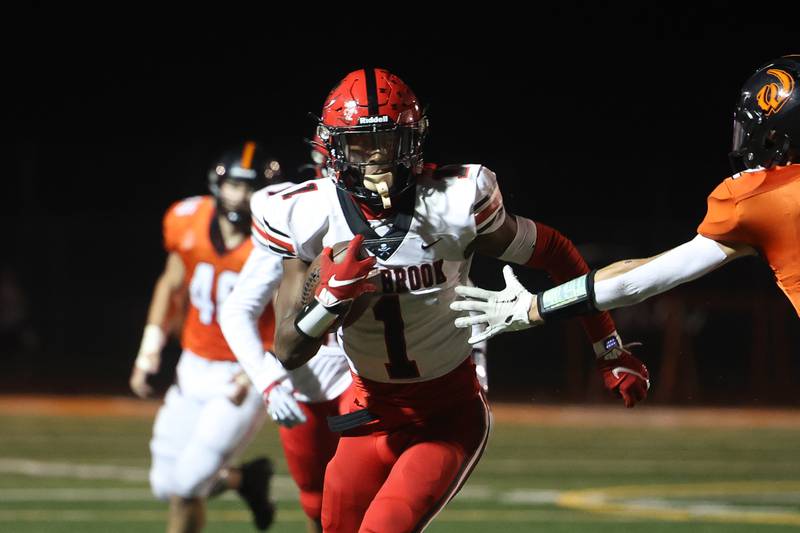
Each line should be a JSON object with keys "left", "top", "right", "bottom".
{"left": 300, "top": 241, "right": 376, "bottom": 328}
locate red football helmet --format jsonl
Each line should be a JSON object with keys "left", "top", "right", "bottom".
{"left": 317, "top": 68, "right": 428, "bottom": 209}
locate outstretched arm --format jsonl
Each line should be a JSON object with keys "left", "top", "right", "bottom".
{"left": 526, "top": 235, "right": 753, "bottom": 323}
{"left": 457, "top": 213, "right": 651, "bottom": 407}
{"left": 455, "top": 233, "right": 753, "bottom": 328}
{"left": 471, "top": 214, "right": 617, "bottom": 344}
{"left": 589, "top": 235, "right": 753, "bottom": 311}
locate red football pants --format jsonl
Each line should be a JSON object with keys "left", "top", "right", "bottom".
{"left": 279, "top": 395, "right": 345, "bottom": 520}
{"left": 320, "top": 391, "right": 491, "bottom": 533}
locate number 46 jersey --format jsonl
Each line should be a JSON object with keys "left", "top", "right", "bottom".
{"left": 252, "top": 164, "right": 505, "bottom": 383}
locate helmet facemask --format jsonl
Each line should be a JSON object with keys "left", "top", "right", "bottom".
{"left": 320, "top": 114, "right": 427, "bottom": 210}
{"left": 730, "top": 110, "right": 792, "bottom": 172}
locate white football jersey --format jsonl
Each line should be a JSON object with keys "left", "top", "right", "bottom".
{"left": 251, "top": 164, "right": 505, "bottom": 383}
{"left": 220, "top": 181, "right": 351, "bottom": 403}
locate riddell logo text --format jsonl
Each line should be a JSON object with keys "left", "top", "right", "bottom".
{"left": 358, "top": 115, "right": 390, "bottom": 125}
{"left": 379, "top": 260, "right": 447, "bottom": 293}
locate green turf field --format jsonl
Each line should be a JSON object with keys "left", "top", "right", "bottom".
{"left": 2, "top": 404, "right": 800, "bottom": 532}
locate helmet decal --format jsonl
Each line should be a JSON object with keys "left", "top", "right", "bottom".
{"left": 240, "top": 141, "right": 256, "bottom": 170}
{"left": 729, "top": 56, "right": 800, "bottom": 171}
{"left": 343, "top": 99, "right": 359, "bottom": 123}
{"left": 756, "top": 69, "right": 795, "bottom": 116}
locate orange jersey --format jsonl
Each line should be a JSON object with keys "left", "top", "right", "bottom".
{"left": 698, "top": 164, "right": 800, "bottom": 316}
{"left": 163, "top": 196, "right": 275, "bottom": 361}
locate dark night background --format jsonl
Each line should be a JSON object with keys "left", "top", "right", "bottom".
{"left": 3, "top": 3, "right": 799, "bottom": 404}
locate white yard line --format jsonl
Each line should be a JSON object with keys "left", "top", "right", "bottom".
{"left": 0, "top": 457, "right": 566, "bottom": 506}
{"left": 0, "top": 457, "right": 297, "bottom": 494}
{"left": 4, "top": 457, "right": 799, "bottom": 527}
{"left": 0, "top": 458, "right": 148, "bottom": 482}
{"left": 0, "top": 508, "right": 644, "bottom": 523}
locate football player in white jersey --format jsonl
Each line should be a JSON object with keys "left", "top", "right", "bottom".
{"left": 220, "top": 199, "right": 352, "bottom": 533}
{"left": 257, "top": 69, "right": 650, "bottom": 533}
{"left": 296, "top": 135, "right": 490, "bottom": 392}
{"left": 130, "top": 142, "right": 282, "bottom": 533}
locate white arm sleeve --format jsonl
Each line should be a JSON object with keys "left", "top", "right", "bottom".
{"left": 593, "top": 234, "right": 729, "bottom": 310}
{"left": 219, "top": 246, "right": 287, "bottom": 392}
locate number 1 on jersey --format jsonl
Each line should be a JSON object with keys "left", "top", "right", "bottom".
{"left": 372, "top": 295, "right": 420, "bottom": 379}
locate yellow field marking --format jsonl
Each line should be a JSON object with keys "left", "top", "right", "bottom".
{"left": 557, "top": 480, "right": 800, "bottom": 526}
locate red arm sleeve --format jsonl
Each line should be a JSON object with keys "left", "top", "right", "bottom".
{"left": 525, "top": 222, "right": 616, "bottom": 342}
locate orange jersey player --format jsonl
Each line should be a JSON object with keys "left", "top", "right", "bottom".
{"left": 697, "top": 163, "right": 800, "bottom": 312}
{"left": 453, "top": 55, "right": 800, "bottom": 344}
{"left": 129, "top": 141, "right": 284, "bottom": 533}
{"left": 164, "top": 194, "right": 275, "bottom": 361}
